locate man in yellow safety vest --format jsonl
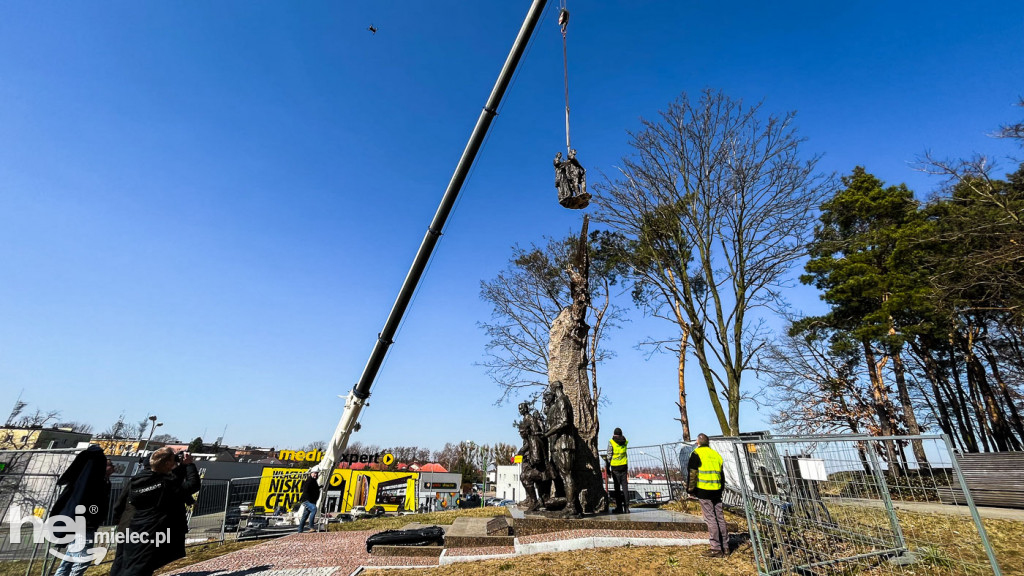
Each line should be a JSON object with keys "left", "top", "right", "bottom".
{"left": 605, "top": 428, "right": 629, "bottom": 514}
{"left": 687, "top": 433, "right": 729, "bottom": 557}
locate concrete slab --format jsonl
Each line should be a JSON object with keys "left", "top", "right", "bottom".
{"left": 512, "top": 507, "right": 709, "bottom": 537}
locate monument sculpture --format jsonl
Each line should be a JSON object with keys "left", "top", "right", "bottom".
{"left": 544, "top": 381, "right": 581, "bottom": 517}
{"left": 515, "top": 401, "right": 551, "bottom": 511}
{"left": 511, "top": 216, "right": 607, "bottom": 516}
{"left": 554, "top": 149, "right": 591, "bottom": 209}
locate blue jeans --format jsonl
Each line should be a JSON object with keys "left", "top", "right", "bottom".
{"left": 53, "top": 529, "right": 96, "bottom": 576}
{"left": 297, "top": 501, "right": 317, "bottom": 533}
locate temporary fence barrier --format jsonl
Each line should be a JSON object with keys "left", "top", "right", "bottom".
{"left": 726, "top": 434, "right": 1002, "bottom": 576}
{"left": 623, "top": 442, "right": 687, "bottom": 505}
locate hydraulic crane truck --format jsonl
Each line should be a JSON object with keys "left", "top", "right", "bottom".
{"left": 308, "top": 0, "right": 550, "bottom": 508}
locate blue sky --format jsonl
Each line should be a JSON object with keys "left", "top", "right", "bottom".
{"left": 2, "top": 1, "right": 1022, "bottom": 453}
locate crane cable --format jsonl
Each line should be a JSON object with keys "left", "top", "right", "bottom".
{"left": 559, "top": 1, "right": 571, "bottom": 153}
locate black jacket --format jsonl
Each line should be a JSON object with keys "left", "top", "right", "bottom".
{"left": 110, "top": 463, "right": 200, "bottom": 576}
{"left": 300, "top": 476, "right": 320, "bottom": 504}
{"left": 50, "top": 445, "right": 110, "bottom": 530}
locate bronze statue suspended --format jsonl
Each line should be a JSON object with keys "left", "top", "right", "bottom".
{"left": 554, "top": 149, "right": 590, "bottom": 209}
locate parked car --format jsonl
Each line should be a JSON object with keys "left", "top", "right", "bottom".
{"left": 456, "top": 494, "right": 481, "bottom": 509}
{"left": 351, "top": 505, "right": 387, "bottom": 519}
{"left": 485, "top": 497, "right": 503, "bottom": 506}
{"left": 497, "top": 499, "right": 514, "bottom": 507}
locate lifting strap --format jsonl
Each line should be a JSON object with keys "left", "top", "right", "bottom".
{"left": 559, "top": 3, "right": 571, "bottom": 153}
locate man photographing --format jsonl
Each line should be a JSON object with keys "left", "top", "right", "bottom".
{"left": 111, "top": 448, "right": 200, "bottom": 576}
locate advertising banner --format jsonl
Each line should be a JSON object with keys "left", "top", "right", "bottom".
{"left": 253, "top": 467, "right": 309, "bottom": 512}
{"left": 253, "top": 467, "right": 419, "bottom": 513}
{"left": 328, "top": 469, "right": 418, "bottom": 513}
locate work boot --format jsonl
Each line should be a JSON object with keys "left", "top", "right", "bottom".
{"left": 701, "top": 549, "right": 725, "bottom": 558}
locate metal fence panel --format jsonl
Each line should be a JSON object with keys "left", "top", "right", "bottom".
{"left": 219, "top": 475, "right": 303, "bottom": 542}
{"left": 729, "top": 434, "right": 1002, "bottom": 576}
{"left": 624, "top": 443, "right": 686, "bottom": 504}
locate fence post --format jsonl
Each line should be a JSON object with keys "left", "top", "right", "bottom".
{"left": 863, "top": 440, "right": 907, "bottom": 551}
{"left": 220, "top": 478, "right": 233, "bottom": 544}
{"left": 659, "top": 444, "right": 674, "bottom": 501}
{"left": 942, "top": 434, "right": 1003, "bottom": 576}
{"left": 732, "top": 440, "right": 767, "bottom": 575}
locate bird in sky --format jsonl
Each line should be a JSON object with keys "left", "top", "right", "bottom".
{"left": 367, "top": 24, "right": 378, "bottom": 35}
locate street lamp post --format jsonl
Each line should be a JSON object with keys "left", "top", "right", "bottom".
{"left": 141, "top": 415, "right": 162, "bottom": 453}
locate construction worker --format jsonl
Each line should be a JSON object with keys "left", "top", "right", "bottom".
{"left": 688, "top": 433, "right": 729, "bottom": 557}
{"left": 605, "top": 427, "right": 629, "bottom": 514}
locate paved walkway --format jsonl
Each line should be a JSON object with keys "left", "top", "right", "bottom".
{"left": 164, "top": 526, "right": 706, "bottom": 576}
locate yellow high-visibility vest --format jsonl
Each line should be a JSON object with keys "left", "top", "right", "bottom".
{"left": 694, "top": 446, "right": 723, "bottom": 491}
{"left": 609, "top": 438, "right": 628, "bottom": 467}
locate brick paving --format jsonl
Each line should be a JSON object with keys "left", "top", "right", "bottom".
{"left": 164, "top": 532, "right": 437, "bottom": 576}
{"left": 516, "top": 528, "right": 706, "bottom": 544}
{"left": 164, "top": 527, "right": 707, "bottom": 576}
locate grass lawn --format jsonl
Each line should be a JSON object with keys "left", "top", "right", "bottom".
{"left": 5, "top": 502, "right": 1019, "bottom": 576}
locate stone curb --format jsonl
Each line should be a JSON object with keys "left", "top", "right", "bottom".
{"left": 349, "top": 536, "right": 706, "bottom": 574}
{"left": 514, "top": 536, "right": 706, "bottom": 555}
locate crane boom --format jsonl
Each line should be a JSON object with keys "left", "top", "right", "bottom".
{"left": 311, "top": 0, "right": 549, "bottom": 490}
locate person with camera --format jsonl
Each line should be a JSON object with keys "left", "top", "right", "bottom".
{"left": 110, "top": 448, "right": 200, "bottom": 576}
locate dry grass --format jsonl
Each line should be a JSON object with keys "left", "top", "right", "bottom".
{"left": 661, "top": 498, "right": 748, "bottom": 525}
{"left": 362, "top": 545, "right": 759, "bottom": 576}
{"left": 8, "top": 504, "right": 1016, "bottom": 576}
{"left": 0, "top": 538, "right": 267, "bottom": 576}
{"left": 746, "top": 502, "right": 1022, "bottom": 576}
{"left": 328, "top": 507, "right": 510, "bottom": 532}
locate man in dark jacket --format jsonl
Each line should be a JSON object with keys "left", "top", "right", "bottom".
{"left": 110, "top": 448, "right": 200, "bottom": 576}
{"left": 50, "top": 446, "right": 114, "bottom": 576}
{"left": 297, "top": 471, "right": 320, "bottom": 533}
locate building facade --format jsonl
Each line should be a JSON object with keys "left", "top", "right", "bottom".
{"left": 0, "top": 426, "right": 91, "bottom": 450}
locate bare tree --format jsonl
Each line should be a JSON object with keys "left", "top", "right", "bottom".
{"left": 5, "top": 397, "right": 28, "bottom": 426}
{"left": 135, "top": 418, "right": 150, "bottom": 440}
{"left": 595, "top": 89, "right": 831, "bottom": 435}
{"left": 101, "top": 413, "right": 129, "bottom": 439}
{"left": 302, "top": 440, "right": 327, "bottom": 452}
{"left": 490, "top": 441, "right": 518, "bottom": 465}
{"left": 759, "top": 320, "right": 877, "bottom": 436}
{"left": 996, "top": 97, "right": 1024, "bottom": 143}
{"left": 16, "top": 409, "right": 62, "bottom": 428}
{"left": 56, "top": 421, "right": 94, "bottom": 434}
{"left": 479, "top": 229, "right": 627, "bottom": 404}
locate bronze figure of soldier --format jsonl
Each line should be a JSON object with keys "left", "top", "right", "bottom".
{"left": 544, "top": 381, "right": 580, "bottom": 516}
{"left": 515, "top": 402, "right": 551, "bottom": 510}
